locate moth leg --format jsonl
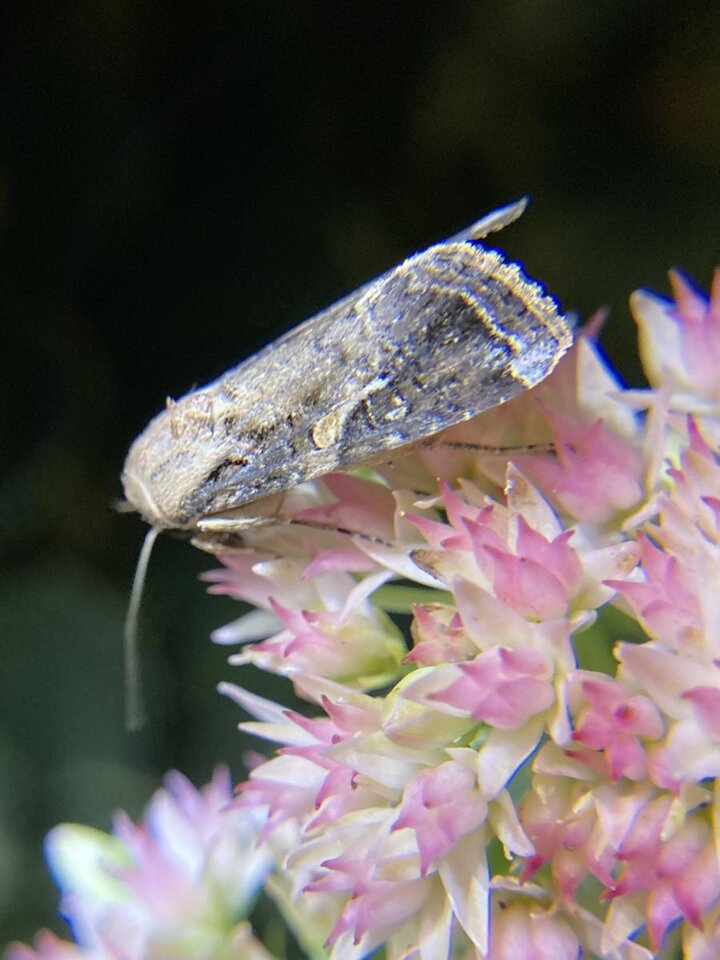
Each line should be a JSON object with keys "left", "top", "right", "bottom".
{"left": 193, "top": 512, "right": 391, "bottom": 551}
{"left": 420, "top": 437, "right": 554, "bottom": 456}
{"left": 196, "top": 514, "right": 277, "bottom": 534}
{"left": 285, "top": 518, "right": 391, "bottom": 546}
{"left": 191, "top": 513, "right": 279, "bottom": 551}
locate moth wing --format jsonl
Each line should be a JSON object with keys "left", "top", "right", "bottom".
{"left": 192, "top": 243, "right": 569, "bottom": 520}
{"left": 311, "top": 243, "right": 570, "bottom": 469}
{"left": 253, "top": 199, "right": 529, "bottom": 360}
{"left": 444, "top": 197, "right": 527, "bottom": 244}
{"left": 176, "top": 204, "right": 570, "bottom": 523}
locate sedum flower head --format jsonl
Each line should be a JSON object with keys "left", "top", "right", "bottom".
{"left": 205, "top": 269, "right": 720, "bottom": 959}
{"left": 12, "top": 267, "right": 720, "bottom": 960}
{"left": 7, "top": 768, "right": 272, "bottom": 960}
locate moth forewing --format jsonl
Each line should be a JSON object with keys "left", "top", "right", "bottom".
{"left": 122, "top": 200, "right": 572, "bottom": 542}
{"left": 445, "top": 196, "right": 527, "bottom": 243}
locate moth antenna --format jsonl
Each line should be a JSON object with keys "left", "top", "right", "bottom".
{"left": 123, "top": 525, "right": 161, "bottom": 731}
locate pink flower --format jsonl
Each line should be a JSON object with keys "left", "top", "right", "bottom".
{"left": 609, "top": 533, "right": 702, "bottom": 653}
{"left": 517, "top": 410, "right": 644, "bottom": 524}
{"left": 432, "top": 646, "right": 555, "bottom": 729}
{"left": 633, "top": 269, "right": 720, "bottom": 401}
{"left": 405, "top": 603, "right": 476, "bottom": 665}
{"left": 393, "top": 758, "right": 488, "bottom": 874}
{"left": 464, "top": 514, "right": 582, "bottom": 621}
{"left": 8, "top": 770, "right": 271, "bottom": 960}
{"left": 610, "top": 804, "right": 720, "bottom": 951}
{"left": 566, "top": 670, "right": 664, "bottom": 780}
{"left": 487, "top": 895, "right": 580, "bottom": 960}
{"left": 316, "top": 858, "right": 432, "bottom": 949}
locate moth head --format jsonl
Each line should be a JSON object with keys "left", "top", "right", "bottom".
{"left": 121, "top": 391, "right": 220, "bottom": 532}
{"left": 121, "top": 468, "right": 170, "bottom": 529}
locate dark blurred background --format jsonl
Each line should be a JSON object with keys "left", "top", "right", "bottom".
{"left": 1, "top": 0, "right": 719, "bottom": 947}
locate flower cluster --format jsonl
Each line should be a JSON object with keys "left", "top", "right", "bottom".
{"left": 8, "top": 769, "right": 272, "bottom": 960}
{"left": 11, "top": 268, "right": 720, "bottom": 959}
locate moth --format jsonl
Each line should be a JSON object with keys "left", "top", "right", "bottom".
{"left": 122, "top": 198, "right": 572, "bottom": 546}
{"left": 120, "top": 198, "right": 572, "bottom": 728}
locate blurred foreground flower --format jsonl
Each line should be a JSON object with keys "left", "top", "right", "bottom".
{"left": 7, "top": 768, "right": 272, "bottom": 960}
{"left": 10, "top": 267, "right": 720, "bottom": 960}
